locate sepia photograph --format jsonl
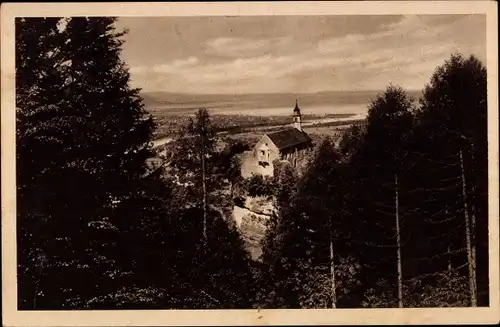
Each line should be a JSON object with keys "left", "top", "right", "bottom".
{"left": 1, "top": 1, "right": 498, "bottom": 326}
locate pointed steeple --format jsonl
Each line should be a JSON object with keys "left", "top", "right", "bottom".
{"left": 293, "top": 99, "right": 302, "bottom": 131}
{"left": 293, "top": 99, "right": 301, "bottom": 114}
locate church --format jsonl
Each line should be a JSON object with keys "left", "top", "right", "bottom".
{"left": 240, "top": 101, "right": 313, "bottom": 178}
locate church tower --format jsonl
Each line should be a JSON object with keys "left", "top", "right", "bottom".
{"left": 293, "top": 99, "right": 302, "bottom": 131}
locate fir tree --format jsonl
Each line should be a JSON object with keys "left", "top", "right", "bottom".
{"left": 16, "top": 17, "right": 68, "bottom": 309}
{"left": 415, "top": 53, "right": 488, "bottom": 306}
{"left": 168, "top": 109, "right": 257, "bottom": 308}
{"left": 349, "top": 85, "right": 416, "bottom": 307}
{"left": 260, "top": 140, "right": 361, "bottom": 308}
{"left": 16, "top": 17, "right": 161, "bottom": 309}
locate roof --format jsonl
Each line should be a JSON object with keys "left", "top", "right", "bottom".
{"left": 266, "top": 128, "right": 312, "bottom": 151}
{"left": 293, "top": 100, "right": 301, "bottom": 113}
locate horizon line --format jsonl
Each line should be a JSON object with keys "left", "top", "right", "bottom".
{"left": 139, "top": 89, "right": 423, "bottom": 95}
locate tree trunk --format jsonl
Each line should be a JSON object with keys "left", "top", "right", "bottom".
{"left": 447, "top": 244, "right": 452, "bottom": 271}
{"left": 395, "top": 174, "right": 403, "bottom": 308}
{"left": 33, "top": 262, "right": 45, "bottom": 309}
{"left": 201, "top": 127, "right": 207, "bottom": 243}
{"left": 329, "top": 236, "right": 337, "bottom": 308}
{"left": 33, "top": 278, "right": 39, "bottom": 309}
{"left": 469, "top": 143, "right": 478, "bottom": 295}
{"left": 460, "top": 149, "right": 477, "bottom": 306}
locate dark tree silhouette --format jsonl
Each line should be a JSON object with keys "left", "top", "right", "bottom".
{"left": 16, "top": 17, "right": 167, "bottom": 309}
{"left": 415, "top": 53, "right": 488, "bottom": 306}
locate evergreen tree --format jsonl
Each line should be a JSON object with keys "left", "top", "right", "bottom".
{"left": 169, "top": 109, "right": 216, "bottom": 214}
{"left": 16, "top": 17, "right": 68, "bottom": 310}
{"left": 339, "top": 124, "right": 365, "bottom": 158}
{"left": 260, "top": 140, "right": 360, "bottom": 308}
{"left": 257, "top": 160, "right": 298, "bottom": 307}
{"left": 360, "top": 54, "right": 488, "bottom": 308}
{"left": 349, "top": 85, "right": 416, "bottom": 307}
{"left": 168, "top": 109, "right": 257, "bottom": 308}
{"left": 16, "top": 17, "right": 163, "bottom": 309}
{"left": 63, "top": 16, "right": 156, "bottom": 307}
{"left": 415, "top": 53, "right": 488, "bottom": 306}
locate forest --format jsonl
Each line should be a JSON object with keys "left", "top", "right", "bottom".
{"left": 16, "top": 17, "right": 488, "bottom": 309}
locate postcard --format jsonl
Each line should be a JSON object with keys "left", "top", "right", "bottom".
{"left": 1, "top": 1, "right": 498, "bottom": 326}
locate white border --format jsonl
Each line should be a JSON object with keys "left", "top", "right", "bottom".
{"left": 1, "top": 2, "right": 498, "bottom": 326}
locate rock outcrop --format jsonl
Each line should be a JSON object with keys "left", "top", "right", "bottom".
{"left": 232, "top": 196, "right": 275, "bottom": 260}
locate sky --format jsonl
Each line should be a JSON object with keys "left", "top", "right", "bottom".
{"left": 115, "top": 15, "right": 486, "bottom": 94}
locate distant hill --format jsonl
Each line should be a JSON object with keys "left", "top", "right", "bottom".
{"left": 141, "top": 90, "right": 422, "bottom": 109}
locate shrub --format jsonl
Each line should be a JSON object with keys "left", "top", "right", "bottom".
{"left": 243, "top": 174, "right": 275, "bottom": 198}
{"left": 233, "top": 196, "right": 245, "bottom": 207}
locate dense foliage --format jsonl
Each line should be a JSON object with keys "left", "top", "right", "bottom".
{"left": 16, "top": 17, "right": 255, "bottom": 310}
{"left": 17, "top": 17, "right": 159, "bottom": 308}
{"left": 259, "top": 54, "right": 489, "bottom": 308}
{"left": 16, "top": 16, "right": 489, "bottom": 310}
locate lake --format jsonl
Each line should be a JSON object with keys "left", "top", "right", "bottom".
{"left": 142, "top": 90, "right": 393, "bottom": 117}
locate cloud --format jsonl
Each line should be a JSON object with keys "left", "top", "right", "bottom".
{"left": 125, "top": 15, "right": 486, "bottom": 93}
{"left": 131, "top": 56, "right": 199, "bottom": 74}
{"left": 317, "top": 34, "right": 368, "bottom": 55}
{"left": 205, "top": 36, "right": 293, "bottom": 58}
